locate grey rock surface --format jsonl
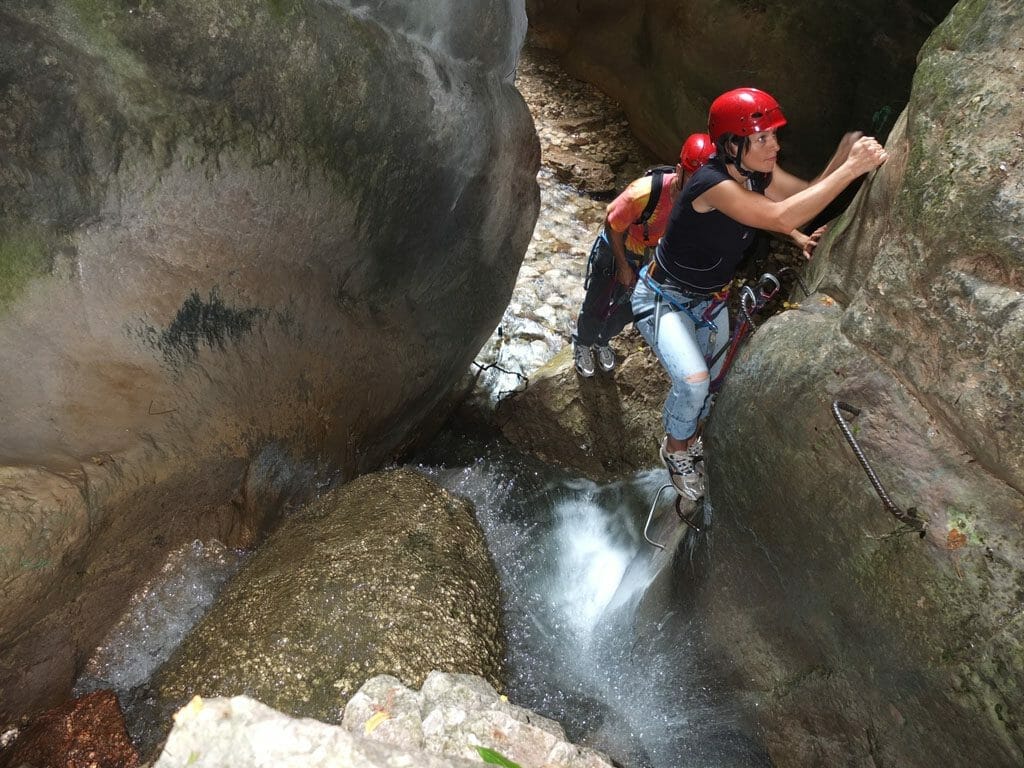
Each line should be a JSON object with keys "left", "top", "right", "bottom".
{"left": 497, "top": 331, "right": 668, "bottom": 480}
{"left": 0, "top": 0, "right": 538, "bottom": 721}
{"left": 151, "top": 672, "right": 615, "bottom": 768}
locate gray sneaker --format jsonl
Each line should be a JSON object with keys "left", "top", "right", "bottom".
{"left": 594, "top": 344, "right": 616, "bottom": 372}
{"left": 688, "top": 435, "right": 704, "bottom": 465}
{"left": 690, "top": 436, "right": 706, "bottom": 476}
{"left": 660, "top": 437, "right": 706, "bottom": 500}
{"left": 574, "top": 343, "right": 596, "bottom": 377}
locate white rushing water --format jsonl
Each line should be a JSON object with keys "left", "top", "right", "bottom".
{"left": 77, "top": 434, "right": 762, "bottom": 767}
{"left": 73, "top": 540, "right": 247, "bottom": 698}
{"left": 417, "top": 432, "right": 764, "bottom": 768}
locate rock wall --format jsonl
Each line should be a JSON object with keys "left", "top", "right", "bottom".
{"left": 526, "top": 0, "right": 956, "bottom": 176}
{"left": 0, "top": 0, "right": 538, "bottom": 721}
{"left": 697, "top": 0, "right": 1024, "bottom": 764}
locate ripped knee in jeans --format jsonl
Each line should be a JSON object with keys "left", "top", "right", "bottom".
{"left": 684, "top": 371, "right": 710, "bottom": 384}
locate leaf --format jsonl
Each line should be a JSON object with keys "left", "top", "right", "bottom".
{"left": 475, "top": 746, "right": 523, "bottom": 768}
{"left": 363, "top": 710, "right": 390, "bottom": 736}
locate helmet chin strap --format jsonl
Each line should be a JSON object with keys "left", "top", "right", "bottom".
{"left": 732, "top": 137, "right": 771, "bottom": 188}
{"left": 733, "top": 139, "right": 757, "bottom": 180}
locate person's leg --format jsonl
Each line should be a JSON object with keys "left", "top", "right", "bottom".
{"left": 573, "top": 236, "right": 616, "bottom": 348}
{"left": 596, "top": 284, "right": 634, "bottom": 344}
{"left": 647, "top": 308, "right": 710, "bottom": 444}
{"left": 633, "top": 282, "right": 710, "bottom": 499}
{"left": 593, "top": 268, "right": 636, "bottom": 372}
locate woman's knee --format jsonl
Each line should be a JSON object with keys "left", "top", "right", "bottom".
{"left": 670, "top": 371, "right": 710, "bottom": 403}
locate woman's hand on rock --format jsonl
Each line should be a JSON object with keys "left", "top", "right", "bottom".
{"left": 846, "top": 136, "right": 888, "bottom": 176}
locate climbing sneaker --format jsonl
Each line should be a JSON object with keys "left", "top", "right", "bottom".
{"left": 690, "top": 436, "right": 706, "bottom": 477}
{"left": 574, "top": 343, "right": 596, "bottom": 378}
{"left": 688, "top": 435, "right": 704, "bottom": 465}
{"left": 660, "top": 436, "right": 706, "bottom": 501}
{"left": 594, "top": 344, "right": 616, "bottom": 373}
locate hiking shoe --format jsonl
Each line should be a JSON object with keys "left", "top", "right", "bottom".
{"left": 660, "top": 437, "right": 706, "bottom": 500}
{"left": 574, "top": 343, "right": 596, "bottom": 378}
{"left": 594, "top": 344, "right": 616, "bottom": 372}
{"left": 688, "top": 435, "right": 704, "bottom": 464}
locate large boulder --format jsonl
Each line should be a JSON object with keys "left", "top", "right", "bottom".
{"left": 694, "top": 0, "right": 1024, "bottom": 764}
{"left": 143, "top": 469, "right": 504, "bottom": 751}
{"left": 0, "top": 0, "right": 538, "bottom": 722}
{"left": 526, "top": 0, "right": 956, "bottom": 176}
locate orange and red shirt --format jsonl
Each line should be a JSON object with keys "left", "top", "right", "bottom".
{"left": 604, "top": 172, "right": 679, "bottom": 257}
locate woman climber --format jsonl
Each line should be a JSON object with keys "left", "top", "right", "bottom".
{"left": 632, "top": 87, "right": 888, "bottom": 500}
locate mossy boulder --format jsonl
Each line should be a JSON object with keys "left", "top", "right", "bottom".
{"left": 145, "top": 469, "right": 504, "bottom": 752}
{"left": 496, "top": 331, "right": 667, "bottom": 481}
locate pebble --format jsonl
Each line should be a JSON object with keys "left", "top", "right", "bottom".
{"left": 469, "top": 45, "right": 660, "bottom": 406}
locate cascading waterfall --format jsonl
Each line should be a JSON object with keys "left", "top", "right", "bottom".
{"left": 76, "top": 428, "right": 765, "bottom": 767}
{"left": 416, "top": 429, "right": 767, "bottom": 768}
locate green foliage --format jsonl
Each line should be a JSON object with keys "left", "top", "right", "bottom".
{"left": 476, "top": 746, "right": 523, "bottom": 768}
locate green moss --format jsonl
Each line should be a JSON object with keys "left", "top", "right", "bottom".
{"left": 66, "top": 0, "right": 124, "bottom": 52}
{"left": 0, "top": 229, "right": 52, "bottom": 309}
{"left": 918, "top": 0, "right": 988, "bottom": 60}
{"left": 266, "top": 0, "right": 301, "bottom": 18}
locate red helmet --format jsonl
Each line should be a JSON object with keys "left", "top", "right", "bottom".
{"left": 679, "top": 133, "right": 715, "bottom": 173}
{"left": 708, "top": 88, "right": 787, "bottom": 141}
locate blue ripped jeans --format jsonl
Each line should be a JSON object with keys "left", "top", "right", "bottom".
{"left": 631, "top": 274, "right": 729, "bottom": 440}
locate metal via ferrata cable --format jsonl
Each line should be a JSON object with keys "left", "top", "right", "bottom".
{"left": 831, "top": 401, "right": 926, "bottom": 537}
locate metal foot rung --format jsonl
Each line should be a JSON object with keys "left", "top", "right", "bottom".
{"left": 643, "top": 484, "right": 702, "bottom": 549}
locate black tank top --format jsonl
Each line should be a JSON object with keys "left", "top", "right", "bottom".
{"left": 654, "top": 158, "right": 767, "bottom": 292}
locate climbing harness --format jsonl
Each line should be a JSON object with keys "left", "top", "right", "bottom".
{"left": 643, "top": 483, "right": 703, "bottom": 549}
{"left": 707, "top": 272, "right": 780, "bottom": 392}
{"left": 637, "top": 264, "right": 786, "bottom": 393}
{"left": 635, "top": 263, "right": 729, "bottom": 341}
{"left": 831, "top": 401, "right": 926, "bottom": 537}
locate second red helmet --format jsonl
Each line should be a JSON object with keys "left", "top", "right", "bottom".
{"left": 708, "top": 87, "right": 787, "bottom": 141}
{"left": 679, "top": 133, "right": 715, "bottom": 173}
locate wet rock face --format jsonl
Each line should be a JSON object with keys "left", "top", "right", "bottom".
{"left": 0, "top": 0, "right": 537, "bottom": 722}
{"left": 695, "top": 1, "right": 1024, "bottom": 764}
{"left": 814, "top": 0, "right": 1024, "bottom": 492}
{"left": 146, "top": 469, "right": 504, "bottom": 750}
{"left": 526, "top": 0, "right": 957, "bottom": 176}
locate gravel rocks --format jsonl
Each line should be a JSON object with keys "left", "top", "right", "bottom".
{"left": 471, "top": 45, "right": 658, "bottom": 405}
